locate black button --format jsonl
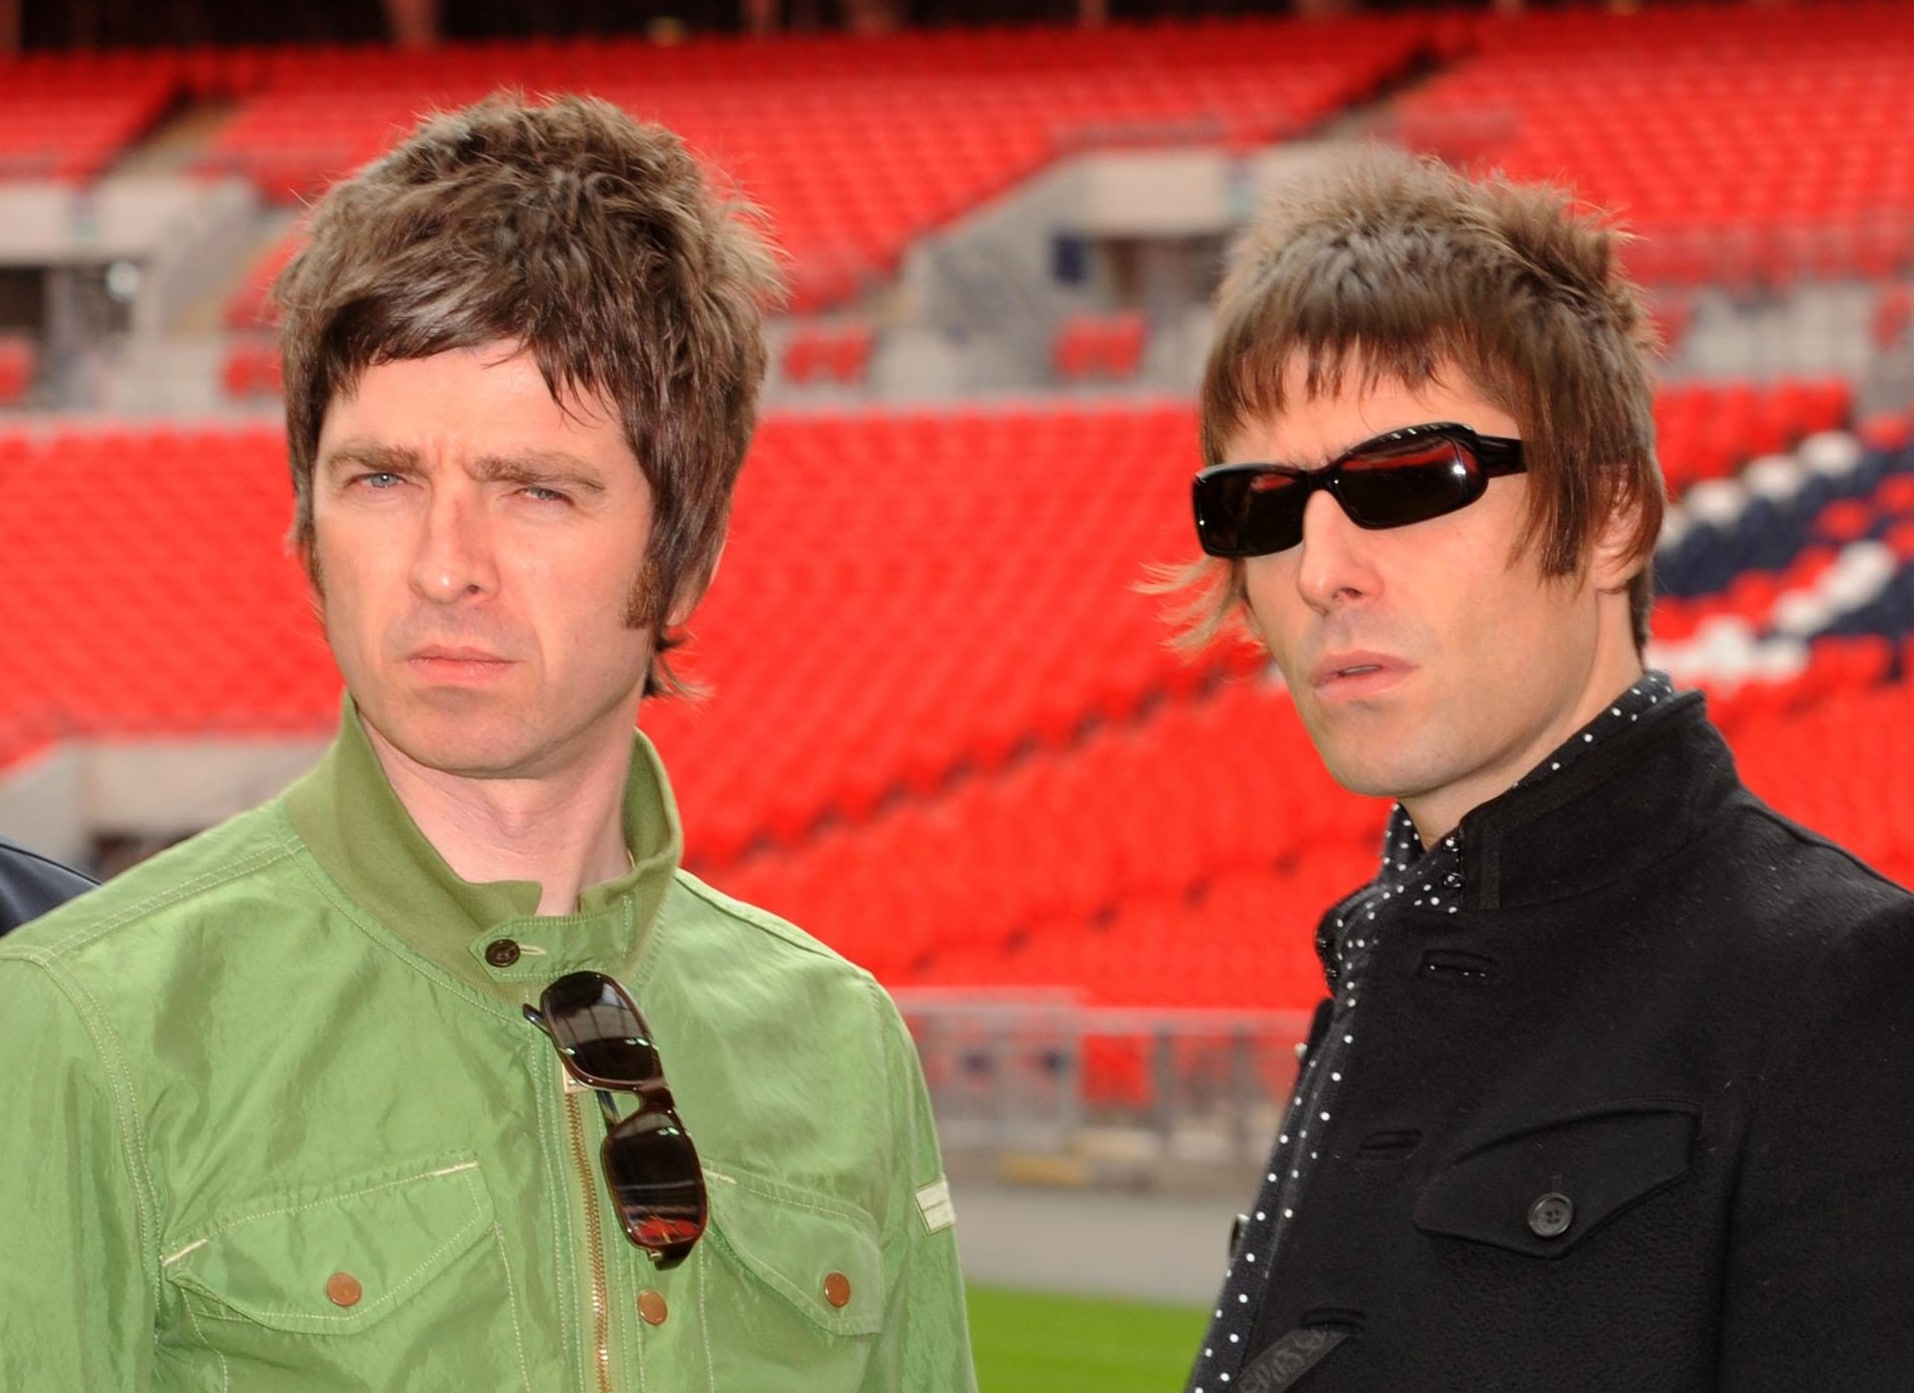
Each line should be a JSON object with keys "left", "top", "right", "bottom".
{"left": 484, "top": 939, "right": 521, "bottom": 968}
{"left": 1527, "top": 1192, "right": 1574, "bottom": 1239}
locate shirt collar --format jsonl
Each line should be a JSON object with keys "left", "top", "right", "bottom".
{"left": 285, "top": 697, "right": 683, "bottom": 1001}
{"left": 1375, "top": 671, "right": 1678, "bottom": 892}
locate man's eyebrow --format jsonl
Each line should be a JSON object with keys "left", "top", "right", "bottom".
{"left": 471, "top": 452, "right": 608, "bottom": 495}
{"left": 321, "top": 440, "right": 420, "bottom": 476}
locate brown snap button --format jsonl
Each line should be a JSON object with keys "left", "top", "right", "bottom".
{"left": 822, "top": 1271, "right": 852, "bottom": 1309}
{"left": 484, "top": 938, "right": 521, "bottom": 968}
{"left": 325, "top": 1272, "right": 363, "bottom": 1308}
{"left": 637, "top": 1288, "right": 668, "bottom": 1325}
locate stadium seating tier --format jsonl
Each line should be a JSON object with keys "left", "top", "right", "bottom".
{"left": 7, "top": 387, "right": 1909, "bottom": 1007}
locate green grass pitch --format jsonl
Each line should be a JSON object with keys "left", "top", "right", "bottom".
{"left": 967, "top": 1285, "right": 1207, "bottom": 1392}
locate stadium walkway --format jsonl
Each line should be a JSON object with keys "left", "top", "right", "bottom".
{"left": 953, "top": 1180, "right": 1237, "bottom": 1305}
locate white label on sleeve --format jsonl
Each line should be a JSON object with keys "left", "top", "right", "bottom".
{"left": 915, "top": 1178, "right": 956, "bottom": 1234}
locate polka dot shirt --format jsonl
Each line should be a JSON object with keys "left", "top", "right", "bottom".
{"left": 1186, "top": 672, "right": 1676, "bottom": 1391}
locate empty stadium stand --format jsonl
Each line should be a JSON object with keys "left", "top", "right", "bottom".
{"left": 1397, "top": 3, "right": 1914, "bottom": 287}
{"left": 6, "top": 381, "right": 1908, "bottom": 1009}
{"left": 6, "top": 8, "right": 1914, "bottom": 1043}
{"left": 0, "top": 64, "right": 175, "bottom": 181}
{"left": 184, "top": 18, "right": 1428, "bottom": 316}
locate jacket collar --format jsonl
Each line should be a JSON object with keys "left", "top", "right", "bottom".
{"left": 285, "top": 698, "right": 683, "bottom": 1000}
{"left": 1455, "top": 691, "right": 1739, "bottom": 911}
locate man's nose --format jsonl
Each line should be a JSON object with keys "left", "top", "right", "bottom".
{"left": 410, "top": 489, "right": 497, "bottom": 603}
{"left": 1293, "top": 488, "right": 1376, "bottom": 614}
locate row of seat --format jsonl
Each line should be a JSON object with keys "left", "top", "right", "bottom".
{"left": 150, "top": 21, "right": 1417, "bottom": 312}
{"left": 708, "top": 677, "right": 1381, "bottom": 980}
{"left": 3, "top": 387, "right": 1877, "bottom": 855}
{"left": 7, "top": 391, "right": 1914, "bottom": 1003}
{"left": 781, "top": 322, "right": 875, "bottom": 387}
{"left": 772, "top": 654, "right": 1914, "bottom": 1005}
{"left": 1658, "top": 429, "right": 1903, "bottom": 598}
{"left": 1655, "top": 380, "right": 1851, "bottom": 495}
{"left": 1053, "top": 311, "right": 1148, "bottom": 383}
{"left": 221, "top": 338, "right": 281, "bottom": 398}
{"left": 199, "top": 37, "right": 1411, "bottom": 311}
{"left": 0, "top": 336, "right": 35, "bottom": 407}
{"left": 0, "top": 82, "right": 175, "bottom": 181}
{"left": 1399, "top": 8, "right": 1914, "bottom": 287}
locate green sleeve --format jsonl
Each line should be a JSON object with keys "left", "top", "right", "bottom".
{"left": 861, "top": 986, "right": 977, "bottom": 1393}
{"left": 0, "top": 957, "right": 156, "bottom": 1390}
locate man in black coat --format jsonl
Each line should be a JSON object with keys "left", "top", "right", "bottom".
{"left": 1171, "top": 146, "right": 1914, "bottom": 1391}
{"left": 0, "top": 835, "right": 94, "bottom": 934}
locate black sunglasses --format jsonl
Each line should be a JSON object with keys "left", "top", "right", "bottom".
{"left": 1192, "top": 421, "right": 1526, "bottom": 559}
{"left": 524, "top": 972, "right": 706, "bottom": 1269}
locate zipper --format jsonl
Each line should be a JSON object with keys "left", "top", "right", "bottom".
{"left": 565, "top": 1090, "right": 614, "bottom": 1393}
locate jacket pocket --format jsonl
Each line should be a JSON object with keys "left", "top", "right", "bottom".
{"left": 1412, "top": 1102, "right": 1699, "bottom": 1259}
{"left": 704, "top": 1168, "right": 885, "bottom": 1338}
{"left": 161, "top": 1155, "right": 531, "bottom": 1390}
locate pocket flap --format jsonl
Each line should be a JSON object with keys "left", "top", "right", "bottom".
{"left": 1413, "top": 1104, "right": 1697, "bottom": 1258}
{"left": 164, "top": 1156, "right": 493, "bottom": 1334}
{"left": 707, "top": 1170, "right": 885, "bottom": 1337}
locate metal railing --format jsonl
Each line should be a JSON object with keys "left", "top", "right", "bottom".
{"left": 895, "top": 987, "right": 1311, "bottom": 1179}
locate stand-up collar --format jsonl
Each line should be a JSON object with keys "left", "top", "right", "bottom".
{"left": 1456, "top": 690, "right": 1739, "bottom": 912}
{"left": 285, "top": 698, "right": 683, "bottom": 1001}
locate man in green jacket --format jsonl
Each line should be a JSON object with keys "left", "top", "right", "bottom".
{"left": 0, "top": 96, "right": 975, "bottom": 1391}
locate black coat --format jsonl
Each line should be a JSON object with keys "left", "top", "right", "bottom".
{"left": 0, "top": 835, "right": 94, "bottom": 935}
{"left": 1243, "top": 693, "right": 1914, "bottom": 1391}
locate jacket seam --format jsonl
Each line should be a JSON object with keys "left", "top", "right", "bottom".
{"left": 671, "top": 871, "right": 867, "bottom": 969}
{"left": 869, "top": 975, "right": 915, "bottom": 1322}
{"left": 24, "top": 842, "right": 291, "bottom": 961}
{"left": 488, "top": 1222, "right": 535, "bottom": 1392}
{"left": 181, "top": 1291, "right": 231, "bottom": 1393}
{"left": 30, "top": 958, "right": 164, "bottom": 1317}
{"left": 172, "top": 1157, "right": 482, "bottom": 1247}
{"left": 529, "top": 1052, "right": 585, "bottom": 1389}
{"left": 696, "top": 1241, "right": 714, "bottom": 1389}
{"left": 1752, "top": 803, "right": 1908, "bottom": 891}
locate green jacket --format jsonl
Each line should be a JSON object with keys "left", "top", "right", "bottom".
{"left": 0, "top": 707, "right": 976, "bottom": 1391}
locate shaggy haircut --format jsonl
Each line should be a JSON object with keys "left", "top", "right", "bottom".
{"left": 1172, "top": 144, "right": 1665, "bottom": 651}
{"left": 276, "top": 94, "right": 783, "bottom": 696}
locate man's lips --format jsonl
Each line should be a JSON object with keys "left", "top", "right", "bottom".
{"left": 407, "top": 646, "right": 515, "bottom": 677}
{"left": 412, "top": 645, "right": 510, "bottom": 662}
{"left": 1309, "top": 652, "right": 1411, "bottom": 696}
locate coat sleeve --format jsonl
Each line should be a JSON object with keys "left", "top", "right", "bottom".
{"left": 0, "top": 955, "right": 157, "bottom": 1390}
{"left": 1715, "top": 897, "right": 1914, "bottom": 1390}
{"left": 857, "top": 985, "right": 977, "bottom": 1393}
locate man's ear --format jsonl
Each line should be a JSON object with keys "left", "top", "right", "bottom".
{"left": 1590, "top": 498, "right": 1646, "bottom": 595}
{"left": 666, "top": 537, "right": 726, "bottom": 628}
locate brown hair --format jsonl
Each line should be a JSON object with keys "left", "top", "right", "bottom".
{"left": 276, "top": 93, "right": 784, "bottom": 696}
{"left": 1171, "top": 144, "right": 1664, "bottom": 650}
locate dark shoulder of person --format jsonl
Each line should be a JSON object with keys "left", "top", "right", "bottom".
{"left": 0, "top": 836, "right": 97, "bottom": 935}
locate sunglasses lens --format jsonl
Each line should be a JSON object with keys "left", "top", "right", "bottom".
{"left": 1337, "top": 437, "right": 1478, "bottom": 528}
{"left": 603, "top": 1110, "right": 706, "bottom": 1268}
{"left": 1196, "top": 468, "right": 1307, "bottom": 557}
{"left": 541, "top": 972, "right": 661, "bottom": 1088}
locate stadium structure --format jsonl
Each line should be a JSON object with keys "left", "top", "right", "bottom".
{"left": 5, "top": 0, "right": 1914, "bottom": 1181}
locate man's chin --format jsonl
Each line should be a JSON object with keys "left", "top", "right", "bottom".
{"left": 361, "top": 703, "right": 542, "bottom": 782}
{"left": 1316, "top": 741, "right": 1423, "bottom": 803}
